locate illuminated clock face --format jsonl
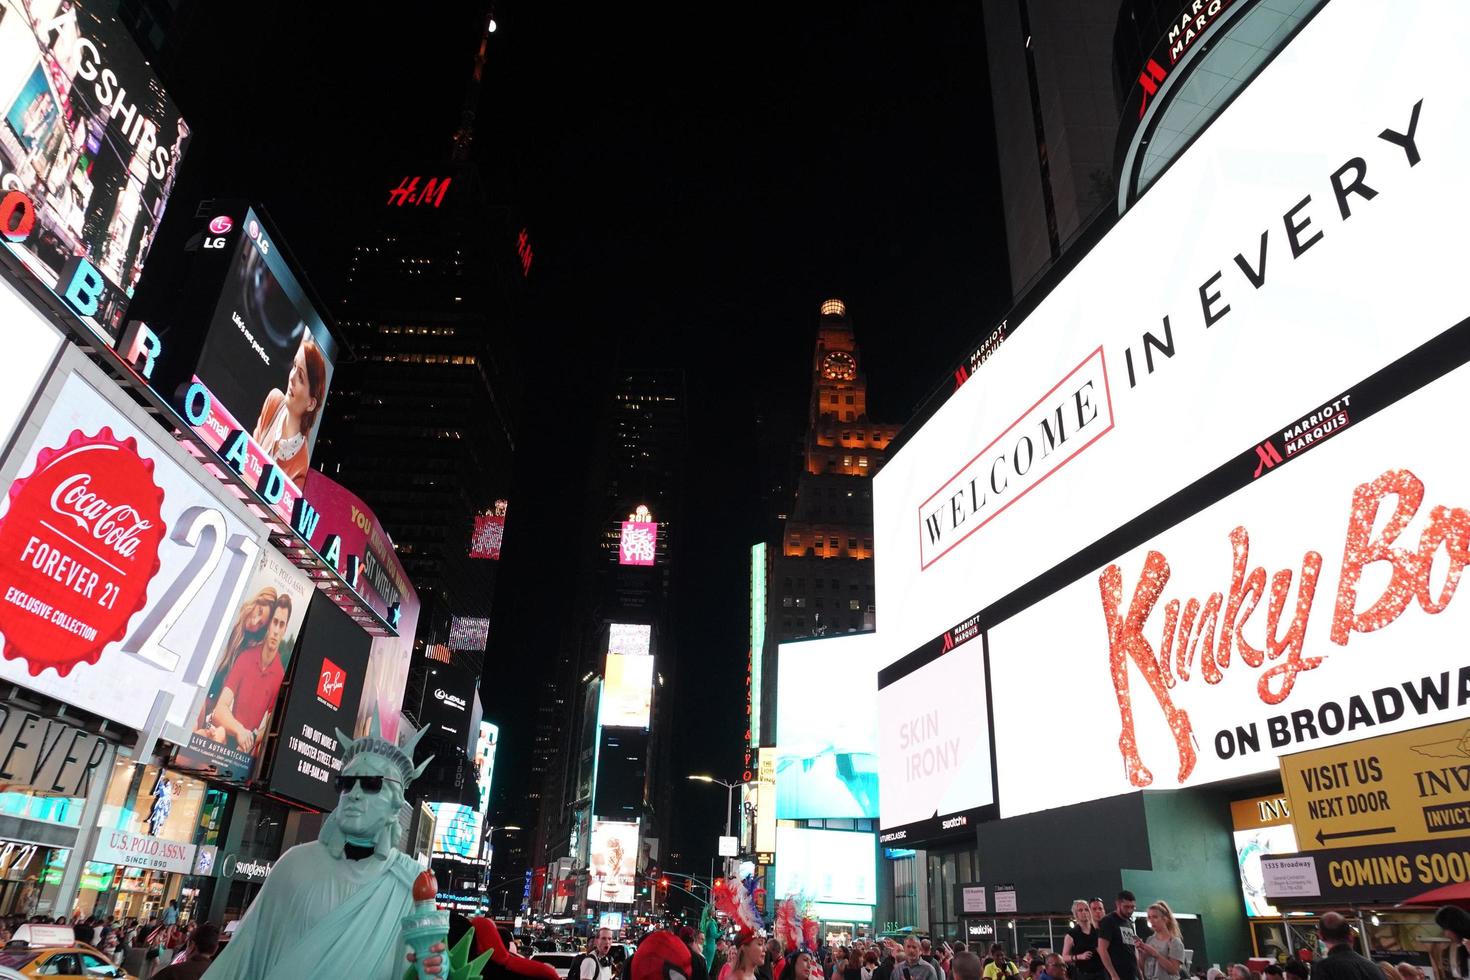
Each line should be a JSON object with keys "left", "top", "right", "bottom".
{"left": 822, "top": 351, "right": 857, "bottom": 381}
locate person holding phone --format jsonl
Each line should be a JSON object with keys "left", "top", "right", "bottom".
{"left": 985, "top": 945, "right": 1020, "bottom": 980}
{"left": 1138, "top": 902, "right": 1184, "bottom": 980}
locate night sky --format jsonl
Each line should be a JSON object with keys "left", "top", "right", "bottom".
{"left": 153, "top": 0, "right": 1010, "bottom": 867}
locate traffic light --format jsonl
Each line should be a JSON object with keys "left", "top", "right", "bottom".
{"left": 660, "top": 878, "right": 669, "bottom": 888}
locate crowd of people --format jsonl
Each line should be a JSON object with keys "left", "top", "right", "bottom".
{"left": 0, "top": 901, "right": 221, "bottom": 979}
{"left": 680, "top": 893, "right": 1449, "bottom": 980}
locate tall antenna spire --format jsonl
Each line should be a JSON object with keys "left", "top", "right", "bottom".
{"left": 451, "top": 5, "right": 497, "bottom": 162}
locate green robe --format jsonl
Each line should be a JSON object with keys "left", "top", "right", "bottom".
{"left": 203, "top": 840, "right": 420, "bottom": 980}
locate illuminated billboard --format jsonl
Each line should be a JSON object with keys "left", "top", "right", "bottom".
{"left": 267, "top": 592, "right": 371, "bottom": 810}
{"left": 607, "top": 623, "right": 651, "bottom": 658}
{"left": 179, "top": 548, "right": 313, "bottom": 781}
{"left": 774, "top": 827, "right": 875, "bottom": 906}
{"left": 0, "top": 276, "right": 63, "bottom": 456}
{"left": 1230, "top": 795, "right": 1296, "bottom": 918}
{"left": 300, "top": 471, "right": 420, "bottom": 741}
{"left": 587, "top": 819, "right": 638, "bottom": 904}
{"left": 601, "top": 652, "right": 653, "bottom": 729}
{"left": 0, "top": 0, "right": 190, "bottom": 340}
{"left": 776, "top": 634, "right": 880, "bottom": 819}
{"left": 873, "top": 1, "right": 1470, "bottom": 829}
{"left": 430, "top": 802, "right": 484, "bottom": 861}
{"left": 475, "top": 722, "right": 499, "bottom": 814}
{"left": 121, "top": 204, "right": 339, "bottom": 531}
{"left": 0, "top": 349, "right": 268, "bottom": 744}
{"left": 470, "top": 501, "right": 507, "bottom": 560}
{"left": 422, "top": 663, "right": 476, "bottom": 740}
{"left": 618, "top": 521, "right": 657, "bottom": 566}
{"left": 190, "top": 206, "right": 338, "bottom": 492}
{"left": 448, "top": 616, "right": 490, "bottom": 652}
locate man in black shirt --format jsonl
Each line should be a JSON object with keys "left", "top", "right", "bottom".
{"left": 1096, "top": 891, "right": 1140, "bottom": 980}
{"left": 1311, "top": 912, "right": 1383, "bottom": 980}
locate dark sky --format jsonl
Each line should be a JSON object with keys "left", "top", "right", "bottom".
{"left": 155, "top": 0, "right": 1009, "bottom": 867}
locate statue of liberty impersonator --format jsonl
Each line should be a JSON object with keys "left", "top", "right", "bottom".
{"left": 204, "top": 715, "right": 434, "bottom": 980}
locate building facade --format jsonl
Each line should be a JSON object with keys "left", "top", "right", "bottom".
{"left": 755, "top": 300, "right": 899, "bottom": 747}
{"left": 529, "top": 370, "right": 687, "bottom": 926}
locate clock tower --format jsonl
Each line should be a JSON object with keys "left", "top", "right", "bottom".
{"left": 804, "top": 298, "right": 896, "bottom": 477}
{"left": 750, "top": 298, "right": 903, "bottom": 747}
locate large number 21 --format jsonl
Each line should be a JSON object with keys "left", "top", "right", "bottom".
{"left": 119, "top": 505, "right": 260, "bottom": 679}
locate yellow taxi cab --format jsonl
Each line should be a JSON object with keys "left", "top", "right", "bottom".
{"left": 0, "top": 924, "right": 131, "bottom": 979}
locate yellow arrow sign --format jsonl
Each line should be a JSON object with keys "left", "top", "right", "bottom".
{"left": 1280, "top": 718, "right": 1470, "bottom": 850}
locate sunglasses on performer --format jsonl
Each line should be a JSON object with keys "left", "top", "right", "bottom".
{"left": 335, "top": 774, "right": 402, "bottom": 794}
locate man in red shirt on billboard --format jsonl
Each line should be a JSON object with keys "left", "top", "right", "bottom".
{"left": 208, "top": 594, "right": 293, "bottom": 754}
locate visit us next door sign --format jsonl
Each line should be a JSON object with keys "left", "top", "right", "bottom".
{"left": 1281, "top": 718, "right": 1470, "bottom": 850}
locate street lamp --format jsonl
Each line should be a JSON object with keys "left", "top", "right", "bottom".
{"left": 685, "top": 775, "right": 741, "bottom": 839}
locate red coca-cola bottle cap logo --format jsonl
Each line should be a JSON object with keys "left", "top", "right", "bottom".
{"left": 0, "top": 428, "right": 166, "bottom": 676}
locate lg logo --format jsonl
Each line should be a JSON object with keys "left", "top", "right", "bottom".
{"left": 203, "top": 214, "right": 232, "bottom": 250}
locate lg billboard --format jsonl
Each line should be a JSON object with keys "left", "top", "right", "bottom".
{"left": 873, "top": 0, "right": 1470, "bottom": 831}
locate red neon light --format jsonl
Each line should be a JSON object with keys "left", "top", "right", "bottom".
{"left": 387, "top": 176, "right": 452, "bottom": 208}
{"left": 517, "top": 228, "right": 533, "bottom": 277}
{"left": 0, "top": 190, "right": 36, "bottom": 243}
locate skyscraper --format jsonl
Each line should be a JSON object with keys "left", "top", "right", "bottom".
{"left": 529, "top": 370, "right": 687, "bottom": 913}
{"left": 312, "top": 164, "right": 526, "bottom": 818}
{"left": 981, "top": 1, "right": 1127, "bottom": 297}
{"left": 754, "top": 300, "right": 899, "bottom": 745}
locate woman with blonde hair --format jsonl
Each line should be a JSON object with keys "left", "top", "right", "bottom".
{"left": 1137, "top": 901, "right": 1184, "bottom": 980}
{"left": 1063, "top": 899, "right": 1103, "bottom": 980}
{"left": 195, "top": 587, "right": 278, "bottom": 737}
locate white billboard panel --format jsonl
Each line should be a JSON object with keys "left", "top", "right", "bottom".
{"left": 587, "top": 819, "right": 638, "bottom": 904}
{"left": 776, "top": 633, "right": 880, "bottom": 819}
{"left": 601, "top": 652, "right": 653, "bottom": 729}
{"left": 0, "top": 351, "right": 267, "bottom": 742}
{"left": 988, "top": 361, "right": 1470, "bottom": 816}
{"left": 774, "top": 827, "right": 875, "bottom": 906}
{"left": 874, "top": 0, "right": 1470, "bottom": 667}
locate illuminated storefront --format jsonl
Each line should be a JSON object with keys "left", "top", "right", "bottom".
{"left": 74, "top": 759, "right": 222, "bottom": 923}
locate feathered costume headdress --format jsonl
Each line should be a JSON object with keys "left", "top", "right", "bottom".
{"left": 713, "top": 875, "right": 764, "bottom": 946}
{"left": 775, "top": 896, "right": 821, "bottom": 973}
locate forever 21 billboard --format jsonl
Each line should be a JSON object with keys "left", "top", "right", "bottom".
{"left": 267, "top": 593, "right": 370, "bottom": 810}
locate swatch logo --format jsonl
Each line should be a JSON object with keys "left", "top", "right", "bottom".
{"left": 207, "top": 215, "right": 233, "bottom": 235}
{"left": 316, "top": 658, "right": 346, "bottom": 709}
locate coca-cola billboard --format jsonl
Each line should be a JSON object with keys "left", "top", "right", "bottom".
{"left": 0, "top": 427, "right": 165, "bottom": 675}
{"left": 0, "top": 350, "right": 270, "bottom": 742}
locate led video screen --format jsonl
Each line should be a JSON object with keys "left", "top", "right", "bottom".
{"left": 774, "top": 827, "right": 876, "bottom": 906}
{"left": 775, "top": 633, "right": 880, "bottom": 819}
{"left": 872, "top": 1, "right": 1470, "bottom": 828}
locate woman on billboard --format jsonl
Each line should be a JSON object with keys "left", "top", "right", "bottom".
{"left": 194, "top": 587, "right": 278, "bottom": 736}
{"left": 253, "top": 333, "right": 327, "bottom": 489}
{"left": 206, "top": 592, "right": 295, "bottom": 754}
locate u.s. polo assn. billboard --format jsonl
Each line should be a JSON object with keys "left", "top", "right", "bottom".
{"left": 874, "top": 0, "right": 1470, "bottom": 830}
